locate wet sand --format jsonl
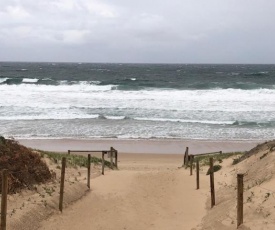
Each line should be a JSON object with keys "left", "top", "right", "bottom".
{"left": 17, "top": 138, "right": 261, "bottom": 154}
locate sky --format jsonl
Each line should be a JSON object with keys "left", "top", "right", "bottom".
{"left": 0, "top": 0, "right": 275, "bottom": 64}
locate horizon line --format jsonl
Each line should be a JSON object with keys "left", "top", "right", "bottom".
{"left": 0, "top": 61, "right": 275, "bottom": 65}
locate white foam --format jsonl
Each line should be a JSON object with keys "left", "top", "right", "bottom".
{"left": 59, "top": 80, "right": 68, "bottom": 85}
{"left": 42, "top": 78, "right": 53, "bottom": 81}
{"left": 78, "top": 81, "right": 101, "bottom": 85}
{"left": 134, "top": 117, "right": 234, "bottom": 124}
{"left": 22, "top": 78, "right": 39, "bottom": 83}
{"left": 0, "top": 84, "right": 274, "bottom": 123}
{"left": 0, "top": 78, "right": 8, "bottom": 84}
{"left": 90, "top": 81, "right": 101, "bottom": 85}
{"left": 0, "top": 113, "right": 99, "bottom": 120}
{"left": 105, "top": 116, "right": 125, "bottom": 120}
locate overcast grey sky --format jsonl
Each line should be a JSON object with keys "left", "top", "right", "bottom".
{"left": 0, "top": 0, "right": 275, "bottom": 63}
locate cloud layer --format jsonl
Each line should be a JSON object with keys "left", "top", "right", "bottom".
{"left": 0, "top": 0, "right": 275, "bottom": 63}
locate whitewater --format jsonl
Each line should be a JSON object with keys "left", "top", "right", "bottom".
{"left": 0, "top": 62, "right": 275, "bottom": 140}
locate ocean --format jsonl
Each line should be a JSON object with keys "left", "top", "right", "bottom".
{"left": 0, "top": 62, "right": 275, "bottom": 141}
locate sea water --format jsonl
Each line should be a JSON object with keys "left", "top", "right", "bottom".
{"left": 0, "top": 62, "right": 275, "bottom": 140}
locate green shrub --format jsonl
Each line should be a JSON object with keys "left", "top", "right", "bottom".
{"left": 206, "top": 165, "right": 222, "bottom": 175}
{"left": 0, "top": 136, "right": 52, "bottom": 193}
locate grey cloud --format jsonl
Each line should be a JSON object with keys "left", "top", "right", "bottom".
{"left": 0, "top": 0, "right": 275, "bottom": 63}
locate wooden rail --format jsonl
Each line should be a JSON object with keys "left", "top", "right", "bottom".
{"left": 194, "top": 151, "right": 222, "bottom": 157}
{"left": 68, "top": 150, "right": 113, "bottom": 154}
{"left": 0, "top": 146, "right": 119, "bottom": 228}
{"left": 68, "top": 149, "right": 118, "bottom": 174}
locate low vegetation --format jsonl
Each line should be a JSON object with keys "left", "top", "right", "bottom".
{"left": 233, "top": 140, "right": 275, "bottom": 164}
{"left": 38, "top": 150, "right": 112, "bottom": 168}
{"left": 0, "top": 136, "right": 113, "bottom": 194}
{"left": 195, "top": 151, "right": 244, "bottom": 166}
{"left": 192, "top": 151, "right": 245, "bottom": 174}
{"left": 0, "top": 136, "right": 52, "bottom": 193}
{"left": 206, "top": 165, "right": 222, "bottom": 175}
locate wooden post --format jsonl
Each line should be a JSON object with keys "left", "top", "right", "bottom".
{"left": 87, "top": 154, "right": 91, "bottom": 189}
{"left": 196, "top": 159, "right": 200, "bottom": 189}
{"left": 183, "top": 149, "right": 186, "bottom": 166}
{"left": 190, "top": 155, "right": 193, "bottom": 175}
{"left": 102, "top": 151, "right": 105, "bottom": 175}
{"left": 184, "top": 147, "right": 189, "bottom": 166}
{"left": 237, "top": 174, "right": 244, "bottom": 228}
{"left": 209, "top": 157, "right": 215, "bottom": 208}
{"left": 68, "top": 150, "right": 70, "bottom": 155}
{"left": 59, "top": 157, "right": 66, "bottom": 212}
{"left": 1, "top": 169, "right": 8, "bottom": 230}
{"left": 219, "top": 151, "right": 222, "bottom": 154}
{"left": 115, "top": 150, "right": 118, "bottom": 168}
{"left": 110, "top": 147, "right": 114, "bottom": 170}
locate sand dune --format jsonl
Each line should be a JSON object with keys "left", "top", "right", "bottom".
{"left": 200, "top": 141, "right": 275, "bottom": 230}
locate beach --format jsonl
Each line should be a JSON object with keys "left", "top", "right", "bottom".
{"left": 37, "top": 147, "right": 210, "bottom": 230}
{"left": 4, "top": 138, "right": 275, "bottom": 230}
{"left": 1, "top": 0, "right": 275, "bottom": 228}
{"left": 1, "top": 62, "right": 275, "bottom": 229}
{"left": 18, "top": 138, "right": 260, "bottom": 154}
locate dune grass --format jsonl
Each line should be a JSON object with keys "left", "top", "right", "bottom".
{"left": 194, "top": 151, "right": 245, "bottom": 166}
{"left": 191, "top": 151, "right": 245, "bottom": 174}
{"left": 37, "top": 150, "right": 112, "bottom": 168}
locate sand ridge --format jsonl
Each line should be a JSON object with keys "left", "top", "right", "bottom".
{"left": 200, "top": 142, "right": 275, "bottom": 230}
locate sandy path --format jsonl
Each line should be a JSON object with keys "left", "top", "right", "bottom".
{"left": 39, "top": 157, "right": 209, "bottom": 230}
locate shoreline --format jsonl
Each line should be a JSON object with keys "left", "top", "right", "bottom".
{"left": 17, "top": 138, "right": 263, "bottom": 154}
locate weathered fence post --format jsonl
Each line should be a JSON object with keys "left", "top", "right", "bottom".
{"left": 184, "top": 147, "right": 189, "bottom": 166}
{"left": 102, "top": 151, "right": 105, "bottom": 175}
{"left": 237, "top": 174, "right": 244, "bottom": 228}
{"left": 110, "top": 147, "right": 114, "bottom": 170}
{"left": 209, "top": 157, "right": 215, "bottom": 208}
{"left": 68, "top": 150, "right": 70, "bottom": 155}
{"left": 190, "top": 155, "right": 194, "bottom": 176}
{"left": 59, "top": 157, "right": 66, "bottom": 212}
{"left": 196, "top": 159, "right": 200, "bottom": 189}
{"left": 87, "top": 154, "right": 91, "bottom": 189}
{"left": 1, "top": 169, "right": 8, "bottom": 230}
{"left": 115, "top": 150, "right": 118, "bottom": 168}
{"left": 182, "top": 149, "right": 185, "bottom": 167}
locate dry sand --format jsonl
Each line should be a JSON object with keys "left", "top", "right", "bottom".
{"left": 5, "top": 139, "right": 275, "bottom": 230}
{"left": 199, "top": 141, "right": 275, "bottom": 230}
{"left": 38, "top": 153, "right": 209, "bottom": 230}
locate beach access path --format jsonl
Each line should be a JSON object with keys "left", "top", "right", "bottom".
{"left": 39, "top": 154, "right": 209, "bottom": 230}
